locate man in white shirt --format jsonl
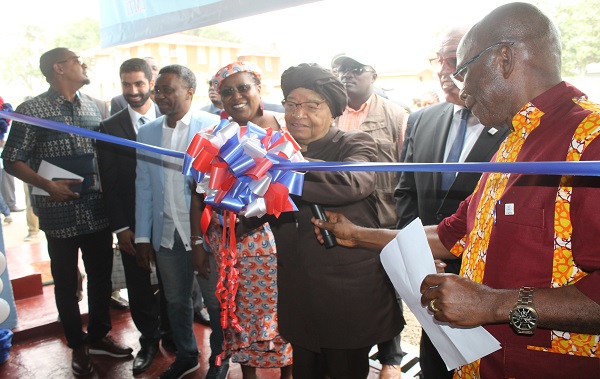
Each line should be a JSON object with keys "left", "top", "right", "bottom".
{"left": 134, "top": 64, "right": 219, "bottom": 379}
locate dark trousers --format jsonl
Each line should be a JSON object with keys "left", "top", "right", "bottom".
{"left": 292, "top": 344, "right": 372, "bottom": 379}
{"left": 378, "top": 291, "right": 405, "bottom": 365}
{"left": 378, "top": 333, "right": 403, "bottom": 365}
{"left": 121, "top": 245, "right": 161, "bottom": 346}
{"left": 47, "top": 228, "right": 113, "bottom": 348}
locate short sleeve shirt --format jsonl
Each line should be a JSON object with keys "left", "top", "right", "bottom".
{"left": 1, "top": 89, "right": 109, "bottom": 238}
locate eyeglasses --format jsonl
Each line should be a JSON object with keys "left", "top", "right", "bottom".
{"left": 219, "top": 83, "right": 256, "bottom": 97}
{"left": 450, "top": 42, "right": 516, "bottom": 90}
{"left": 337, "top": 67, "right": 375, "bottom": 76}
{"left": 56, "top": 56, "right": 84, "bottom": 66}
{"left": 429, "top": 56, "right": 457, "bottom": 71}
{"left": 282, "top": 99, "right": 327, "bottom": 114}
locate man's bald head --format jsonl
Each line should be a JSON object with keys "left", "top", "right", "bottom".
{"left": 456, "top": 2, "right": 562, "bottom": 127}
{"left": 466, "top": 2, "right": 561, "bottom": 77}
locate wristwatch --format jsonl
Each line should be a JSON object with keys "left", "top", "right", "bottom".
{"left": 509, "top": 286, "right": 538, "bottom": 335}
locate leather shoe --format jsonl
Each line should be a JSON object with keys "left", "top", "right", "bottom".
{"left": 133, "top": 341, "right": 159, "bottom": 374}
{"left": 206, "top": 360, "right": 229, "bottom": 379}
{"left": 193, "top": 308, "right": 211, "bottom": 326}
{"left": 158, "top": 358, "right": 199, "bottom": 379}
{"left": 89, "top": 335, "right": 133, "bottom": 358}
{"left": 72, "top": 345, "right": 93, "bottom": 376}
{"left": 380, "top": 364, "right": 402, "bottom": 379}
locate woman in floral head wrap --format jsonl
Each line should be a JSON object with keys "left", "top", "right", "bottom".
{"left": 190, "top": 62, "right": 292, "bottom": 378}
{"left": 212, "top": 61, "right": 284, "bottom": 131}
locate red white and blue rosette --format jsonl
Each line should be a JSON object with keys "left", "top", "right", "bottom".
{"left": 182, "top": 118, "right": 305, "bottom": 218}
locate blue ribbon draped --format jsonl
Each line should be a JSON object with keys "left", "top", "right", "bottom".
{"left": 2, "top": 109, "right": 600, "bottom": 177}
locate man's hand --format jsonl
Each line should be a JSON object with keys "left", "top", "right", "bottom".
{"left": 117, "top": 229, "right": 136, "bottom": 255}
{"left": 45, "top": 179, "right": 82, "bottom": 202}
{"left": 311, "top": 211, "right": 360, "bottom": 248}
{"left": 135, "top": 242, "right": 155, "bottom": 273}
{"left": 420, "top": 273, "right": 504, "bottom": 327}
{"left": 192, "top": 244, "right": 210, "bottom": 279}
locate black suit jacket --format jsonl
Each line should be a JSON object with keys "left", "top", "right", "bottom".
{"left": 110, "top": 94, "right": 128, "bottom": 116}
{"left": 97, "top": 105, "right": 160, "bottom": 232}
{"left": 395, "top": 101, "right": 510, "bottom": 229}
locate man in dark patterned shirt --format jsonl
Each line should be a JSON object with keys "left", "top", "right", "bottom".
{"left": 1, "top": 47, "right": 132, "bottom": 376}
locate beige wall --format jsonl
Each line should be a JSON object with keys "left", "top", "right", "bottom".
{"left": 87, "top": 38, "right": 283, "bottom": 109}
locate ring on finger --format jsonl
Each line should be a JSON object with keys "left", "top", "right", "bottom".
{"left": 429, "top": 299, "right": 440, "bottom": 313}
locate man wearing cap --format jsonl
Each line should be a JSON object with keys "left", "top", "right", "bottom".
{"left": 332, "top": 53, "right": 408, "bottom": 378}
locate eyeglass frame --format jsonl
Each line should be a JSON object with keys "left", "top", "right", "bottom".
{"left": 56, "top": 55, "right": 84, "bottom": 66}
{"left": 281, "top": 98, "right": 327, "bottom": 114}
{"left": 219, "top": 83, "right": 257, "bottom": 97}
{"left": 337, "top": 66, "right": 376, "bottom": 76}
{"left": 450, "top": 41, "right": 516, "bottom": 90}
{"left": 429, "top": 56, "right": 457, "bottom": 71}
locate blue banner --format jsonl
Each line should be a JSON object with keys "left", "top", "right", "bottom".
{"left": 100, "top": 0, "right": 320, "bottom": 48}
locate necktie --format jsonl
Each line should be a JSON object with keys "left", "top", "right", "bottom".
{"left": 441, "top": 108, "right": 470, "bottom": 191}
{"left": 138, "top": 116, "right": 148, "bottom": 126}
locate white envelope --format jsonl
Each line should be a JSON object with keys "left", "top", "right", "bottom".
{"left": 380, "top": 218, "right": 501, "bottom": 370}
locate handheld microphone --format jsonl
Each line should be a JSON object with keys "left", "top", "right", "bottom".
{"left": 310, "top": 204, "right": 337, "bottom": 249}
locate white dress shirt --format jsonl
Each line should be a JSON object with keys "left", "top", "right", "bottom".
{"left": 160, "top": 110, "right": 192, "bottom": 251}
{"left": 443, "top": 105, "right": 485, "bottom": 163}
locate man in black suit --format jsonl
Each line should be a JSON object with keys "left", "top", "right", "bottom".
{"left": 395, "top": 27, "right": 510, "bottom": 379}
{"left": 97, "top": 58, "right": 163, "bottom": 374}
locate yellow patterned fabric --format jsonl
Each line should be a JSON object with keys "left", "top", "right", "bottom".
{"left": 527, "top": 97, "right": 600, "bottom": 358}
{"left": 453, "top": 103, "right": 542, "bottom": 379}
{"left": 459, "top": 103, "right": 542, "bottom": 282}
{"left": 453, "top": 98, "right": 600, "bottom": 379}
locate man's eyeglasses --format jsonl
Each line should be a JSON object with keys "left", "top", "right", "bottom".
{"left": 282, "top": 99, "right": 327, "bottom": 114}
{"left": 219, "top": 83, "right": 256, "bottom": 97}
{"left": 450, "top": 42, "right": 516, "bottom": 90}
{"left": 337, "top": 67, "right": 375, "bottom": 76}
{"left": 429, "top": 56, "right": 457, "bottom": 71}
{"left": 56, "top": 56, "right": 84, "bottom": 66}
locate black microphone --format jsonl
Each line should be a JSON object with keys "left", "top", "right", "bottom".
{"left": 310, "top": 203, "right": 337, "bottom": 249}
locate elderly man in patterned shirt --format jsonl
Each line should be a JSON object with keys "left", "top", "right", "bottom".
{"left": 1, "top": 47, "right": 132, "bottom": 376}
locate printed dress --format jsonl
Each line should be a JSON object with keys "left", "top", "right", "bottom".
{"left": 206, "top": 221, "right": 292, "bottom": 367}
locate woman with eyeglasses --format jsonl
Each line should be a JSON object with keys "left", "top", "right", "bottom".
{"left": 265, "top": 63, "right": 403, "bottom": 378}
{"left": 190, "top": 61, "right": 292, "bottom": 379}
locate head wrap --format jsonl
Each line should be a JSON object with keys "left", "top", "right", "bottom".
{"left": 212, "top": 61, "right": 262, "bottom": 90}
{"left": 280, "top": 63, "right": 347, "bottom": 118}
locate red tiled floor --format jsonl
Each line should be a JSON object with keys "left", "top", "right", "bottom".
{"left": 0, "top": 207, "right": 392, "bottom": 378}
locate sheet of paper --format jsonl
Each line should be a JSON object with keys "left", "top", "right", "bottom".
{"left": 380, "top": 218, "right": 501, "bottom": 370}
{"left": 31, "top": 160, "right": 83, "bottom": 196}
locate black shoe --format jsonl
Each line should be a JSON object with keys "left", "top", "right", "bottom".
{"left": 72, "top": 345, "right": 93, "bottom": 376}
{"left": 193, "top": 308, "right": 211, "bottom": 326}
{"left": 158, "top": 358, "right": 199, "bottom": 379}
{"left": 89, "top": 335, "right": 133, "bottom": 358}
{"left": 133, "top": 341, "right": 159, "bottom": 374}
{"left": 206, "top": 361, "right": 229, "bottom": 379}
